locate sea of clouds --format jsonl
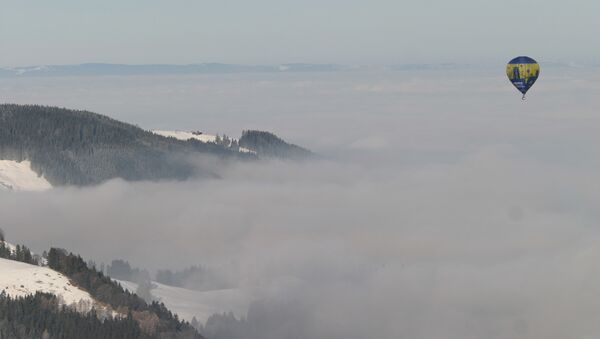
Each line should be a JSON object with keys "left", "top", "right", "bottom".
{"left": 1, "top": 67, "right": 600, "bottom": 338}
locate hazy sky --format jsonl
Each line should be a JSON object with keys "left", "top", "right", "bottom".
{"left": 1, "top": 0, "right": 599, "bottom": 66}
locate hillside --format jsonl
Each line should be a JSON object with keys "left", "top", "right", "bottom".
{"left": 0, "top": 293, "right": 147, "bottom": 339}
{"left": 0, "top": 105, "right": 313, "bottom": 188}
{"left": 239, "top": 130, "right": 312, "bottom": 159}
{"left": 0, "top": 239, "right": 206, "bottom": 338}
{"left": 0, "top": 257, "right": 99, "bottom": 310}
{"left": 0, "top": 104, "right": 251, "bottom": 186}
{"left": 153, "top": 130, "right": 256, "bottom": 154}
{"left": 0, "top": 240, "right": 113, "bottom": 315}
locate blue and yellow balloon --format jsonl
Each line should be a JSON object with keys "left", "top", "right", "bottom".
{"left": 506, "top": 56, "right": 540, "bottom": 100}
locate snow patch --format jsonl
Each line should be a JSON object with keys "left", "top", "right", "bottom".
{"left": 0, "top": 160, "right": 52, "bottom": 191}
{"left": 153, "top": 130, "right": 218, "bottom": 143}
{"left": 238, "top": 146, "right": 255, "bottom": 154}
{"left": 0, "top": 257, "right": 96, "bottom": 308}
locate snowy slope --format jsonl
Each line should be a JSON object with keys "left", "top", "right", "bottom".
{"left": 153, "top": 130, "right": 255, "bottom": 154}
{"left": 0, "top": 257, "right": 96, "bottom": 307}
{"left": 117, "top": 280, "right": 252, "bottom": 323}
{"left": 0, "top": 160, "right": 52, "bottom": 191}
{"left": 153, "top": 130, "right": 218, "bottom": 143}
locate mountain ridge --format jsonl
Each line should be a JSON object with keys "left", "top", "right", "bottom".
{"left": 0, "top": 104, "right": 312, "bottom": 188}
{"left": 0, "top": 104, "right": 248, "bottom": 186}
{"left": 0, "top": 63, "right": 342, "bottom": 78}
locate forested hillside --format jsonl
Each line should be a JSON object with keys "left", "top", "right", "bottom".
{"left": 0, "top": 231, "right": 206, "bottom": 338}
{"left": 239, "top": 130, "right": 312, "bottom": 159}
{"left": 0, "top": 292, "right": 148, "bottom": 339}
{"left": 0, "top": 104, "right": 250, "bottom": 186}
{"left": 47, "top": 248, "right": 203, "bottom": 338}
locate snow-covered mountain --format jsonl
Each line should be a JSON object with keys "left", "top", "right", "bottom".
{"left": 0, "top": 160, "right": 52, "bottom": 192}
{"left": 117, "top": 279, "right": 252, "bottom": 324}
{"left": 0, "top": 257, "right": 106, "bottom": 312}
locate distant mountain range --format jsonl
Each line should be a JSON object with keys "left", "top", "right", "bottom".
{"left": 0, "top": 63, "right": 480, "bottom": 78}
{"left": 0, "top": 63, "right": 344, "bottom": 77}
{"left": 0, "top": 62, "right": 594, "bottom": 78}
{"left": 0, "top": 61, "right": 600, "bottom": 79}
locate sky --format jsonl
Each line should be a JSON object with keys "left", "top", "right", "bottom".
{"left": 1, "top": 0, "right": 600, "bottom": 66}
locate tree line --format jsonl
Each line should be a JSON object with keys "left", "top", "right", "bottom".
{"left": 0, "top": 292, "right": 150, "bottom": 339}
{"left": 0, "top": 229, "right": 39, "bottom": 266}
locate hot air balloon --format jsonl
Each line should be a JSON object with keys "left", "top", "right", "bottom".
{"left": 506, "top": 56, "right": 540, "bottom": 100}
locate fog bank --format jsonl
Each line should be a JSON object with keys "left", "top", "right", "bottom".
{"left": 2, "top": 69, "right": 600, "bottom": 338}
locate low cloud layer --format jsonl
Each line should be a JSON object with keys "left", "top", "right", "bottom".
{"left": 2, "top": 146, "right": 600, "bottom": 338}
{"left": 1, "top": 69, "right": 600, "bottom": 338}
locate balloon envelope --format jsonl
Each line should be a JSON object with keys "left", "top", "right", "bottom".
{"left": 506, "top": 56, "right": 540, "bottom": 96}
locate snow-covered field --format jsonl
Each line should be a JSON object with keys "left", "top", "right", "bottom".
{"left": 117, "top": 280, "right": 252, "bottom": 323}
{"left": 0, "top": 160, "right": 52, "bottom": 191}
{"left": 0, "top": 257, "right": 95, "bottom": 306}
{"left": 153, "top": 130, "right": 255, "bottom": 154}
